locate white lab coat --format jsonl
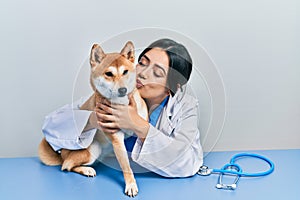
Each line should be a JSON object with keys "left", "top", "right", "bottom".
{"left": 42, "top": 89, "right": 203, "bottom": 177}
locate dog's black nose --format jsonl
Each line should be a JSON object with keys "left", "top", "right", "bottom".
{"left": 118, "top": 87, "right": 127, "bottom": 97}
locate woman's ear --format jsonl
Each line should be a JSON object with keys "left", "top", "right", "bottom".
{"left": 165, "top": 87, "right": 171, "bottom": 94}
{"left": 120, "top": 41, "right": 135, "bottom": 63}
{"left": 177, "top": 84, "right": 183, "bottom": 92}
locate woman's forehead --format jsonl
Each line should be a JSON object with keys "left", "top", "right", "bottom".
{"left": 143, "top": 48, "right": 169, "bottom": 69}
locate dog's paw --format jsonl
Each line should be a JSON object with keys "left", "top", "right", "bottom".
{"left": 125, "top": 182, "right": 138, "bottom": 197}
{"left": 80, "top": 166, "right": 97, "bottom": 177}
{"left": 72, "top": 166, "right": 97, "bottom": 177}
{"left": 61, "top": 160, "right": 74, "bottom": 171}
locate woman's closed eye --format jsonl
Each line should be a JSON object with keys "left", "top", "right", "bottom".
{"left": 153, "top": 65, "right": 166, "bottom": 78}
{"left": 153, "top": 69, "right": 164, "bottom": 77}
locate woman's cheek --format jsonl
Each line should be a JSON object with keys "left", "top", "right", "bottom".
{"left": 137, "top": 86, "right": 147, "bottom": 98}
{"left": 138, "top": 86, "right": 154, "bottom": 98}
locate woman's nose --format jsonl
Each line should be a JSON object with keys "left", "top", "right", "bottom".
{"left": 138, "top": 71, "right": 146, "bottom": 79}
{"left": 137, "top": 66, "right": 151, "bottom": 79}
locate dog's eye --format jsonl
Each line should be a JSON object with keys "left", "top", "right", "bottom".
{"left": 123, "top": 70, "right": 128, "bottom": 75}
{"left": 105, "top": 72, "right": 113, "bottom": 77}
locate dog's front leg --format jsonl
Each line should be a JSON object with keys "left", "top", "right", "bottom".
{"left": 107, "top": 131, "right": 138, "bottom": 197}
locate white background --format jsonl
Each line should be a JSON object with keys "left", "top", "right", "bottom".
{"left": 0, "top": 0, "right": 299, "bottom": 157}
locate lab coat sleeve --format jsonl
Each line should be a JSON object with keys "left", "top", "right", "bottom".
{"left": 131, "top": 101, "right": 203, "bottom": 177}
{"left": 42, "top": 96, "right": 97, "bottom": 151}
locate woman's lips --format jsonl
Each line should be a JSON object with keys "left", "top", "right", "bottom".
{"left": 136, "top": 79, "right": 144, "bottom": 89}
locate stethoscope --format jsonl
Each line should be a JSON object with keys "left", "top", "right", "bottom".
{"left": 197, "top": 153, "right": 275, "bottom": 190}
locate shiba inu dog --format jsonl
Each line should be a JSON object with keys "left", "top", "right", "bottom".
{"left": 38, "top": 41, "right": 148, "bottom": 197}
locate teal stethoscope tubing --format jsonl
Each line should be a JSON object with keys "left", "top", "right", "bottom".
{"left": 210, "top": 153, "right": 275, "bottom": 177}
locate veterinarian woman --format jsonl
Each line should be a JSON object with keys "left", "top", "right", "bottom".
{"left": 42, "top": 38, "right": 203, "bottom": 177}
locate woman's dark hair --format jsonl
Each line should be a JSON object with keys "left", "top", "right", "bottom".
{"left": 138, "top": 38, "right": 193, "bottom": 96}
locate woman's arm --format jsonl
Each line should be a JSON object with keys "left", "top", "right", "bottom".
{"left": 97, "top": 95, "right": 203, "bottom": 177}
{"left": 131, "top": 101, "right": 203, "bottom": 178}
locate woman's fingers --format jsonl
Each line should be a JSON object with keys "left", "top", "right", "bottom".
{"left": 94, "top": 107, "right": 106, "bottom": 114}
{"left": 101, "top": 98, "right": 111, "bottom": 106}
{"left": 99, "top": 127, "right": 120, "bottom": 134}
{"left": 94, "top": 115, "right": 120, "bottom": 134}
{"left": 96, "top": 112, "right": 115, "bottom": 122}
{"left": 96, "top": 102, "right": 114, "bottom": 114}
{"left": 93, "top": 100, "right": 121, "bottom": 134}
{"left": 98, "top": 120, "right": 119, "bottom": 130}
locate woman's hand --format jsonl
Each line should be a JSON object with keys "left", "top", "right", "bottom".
{"left": 94, "top": 98, "right": 120, "bottom": 134}
{"left": 95, "top": 94, "right": 149, "bottom": 140}
{"left": 80, "top": 95, "right": 119, "bottom": 134}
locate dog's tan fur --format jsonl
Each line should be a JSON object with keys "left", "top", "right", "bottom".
{"left": 38, "top": 41, "right": 147, "bottom": 197}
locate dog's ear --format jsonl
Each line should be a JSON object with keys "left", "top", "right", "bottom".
{"left": 120, "top": 41, "right": 135, "bottom": 63}
{"left": 90, "top": 44, "right": 106, "bottom": 68}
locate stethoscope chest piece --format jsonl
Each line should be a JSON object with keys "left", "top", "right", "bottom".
{"left": 215, "top": 164, "right": 241, "bottom": 190}
{"left": 197, "top": 165, "right": 212, "bottom": 176}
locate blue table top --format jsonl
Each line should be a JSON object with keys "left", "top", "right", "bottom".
{"left": 0, "top": 149, "right": 299, "bottom": 200}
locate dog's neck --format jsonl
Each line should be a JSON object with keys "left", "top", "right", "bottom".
{"left": 94, "top": 91, "right": 129, "bottom": 105}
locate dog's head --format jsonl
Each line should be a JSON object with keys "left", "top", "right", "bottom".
{"left": 89, "top": 41, "right": 136, "bottom": 100}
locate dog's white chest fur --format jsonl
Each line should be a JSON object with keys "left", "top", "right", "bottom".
{"left": 110, "top": 96, "right": 129, "bottom": 105}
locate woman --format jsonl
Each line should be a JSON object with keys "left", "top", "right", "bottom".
{"left": 42, "top": 38, "right": 203, "bottom": 177}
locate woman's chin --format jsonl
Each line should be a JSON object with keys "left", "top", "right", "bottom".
{"left": 137, "top": 87, "right": 147, "bottom": 97}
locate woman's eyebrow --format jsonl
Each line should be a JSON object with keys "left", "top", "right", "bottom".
{"left": 143, "top": 54, "right": 167, "bottom": 75}
{"left": 154, "top": 64, "right": 167, "bottom": 75}
{"left": 142, "top": 55, "right": 150, "bottom": 62}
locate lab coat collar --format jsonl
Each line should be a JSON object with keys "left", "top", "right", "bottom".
{"left": 166, "top": 85, "right": 186, "bottom": 118}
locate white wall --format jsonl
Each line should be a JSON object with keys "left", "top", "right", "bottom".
{"left": 0, "top": 0, "right": 299, "bottom": 157}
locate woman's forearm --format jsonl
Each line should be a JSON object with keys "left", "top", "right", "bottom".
{"left": 131, "top": 116, "right": 150, "bottom": 142}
